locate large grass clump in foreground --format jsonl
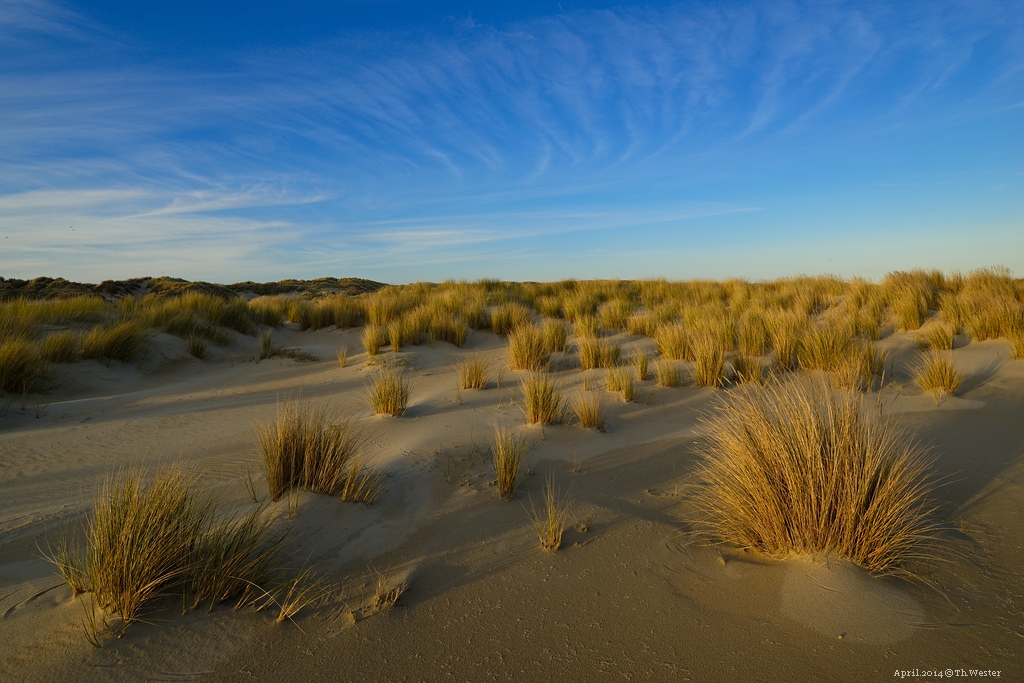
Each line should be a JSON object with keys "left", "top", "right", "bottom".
{"left": 692, "top": 380, "right": 940, "bottom": 577}
{"left": 257, "top": 402, "right": 385, "bottom": 503}
{"left": 52, "top": 467, "right": 283, "bottom": 638}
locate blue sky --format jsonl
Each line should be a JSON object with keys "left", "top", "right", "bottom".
{"left": 1, "top": 0, "right": 1022, "bottom": 284}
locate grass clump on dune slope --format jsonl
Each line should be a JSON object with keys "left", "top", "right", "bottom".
{"left": 257, "top": 402, "right": 386, "bottom": 503}
{"left": 492, "top": 427, "right": 528, "bottom": 499}
{"left": 692, "top": 380, "right": 940, "bottom": 577}
{"left": 0, "top": 336, "right": 49, "bottom": 395}
{"left": 507, "top": 324, "right": 550, "bottom": 371}
{"left": 369, "top": 368, "right": 410, "bottom": 417}
{"left": 520, "top": 372, "right": 565, "bottom": 425}
{"left": 52, "top": 467, "right": 283, "bottom": 638}
{"left": 914, "top": 350, "right": 963, "bottom": 404}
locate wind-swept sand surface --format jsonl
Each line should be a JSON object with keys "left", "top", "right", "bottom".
{"left": 1, "top": 324, "right": 1021, "bottom": 681}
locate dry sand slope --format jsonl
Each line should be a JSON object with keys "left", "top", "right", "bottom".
{"left": 0, "top": 324, "right": 1021, "bottom": 682}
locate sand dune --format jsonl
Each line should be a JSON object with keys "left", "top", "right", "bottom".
{"left": 1, "top": 322, "right": 1021, "bottom": 681}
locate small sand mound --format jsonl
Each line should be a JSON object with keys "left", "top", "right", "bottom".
{"left": 780, "top": 556, "right": 926, "bottom": 644}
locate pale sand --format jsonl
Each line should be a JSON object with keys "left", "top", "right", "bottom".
{"left": 1, "top": 324, "right": 1021, "bottom": 681}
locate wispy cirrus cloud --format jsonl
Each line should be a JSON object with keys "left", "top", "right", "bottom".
{"left": 1, "top": 1, "right": 1022, "bottom": 281}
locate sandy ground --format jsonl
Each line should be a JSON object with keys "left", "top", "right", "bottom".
{"left": 1, "top": 324, "right": 1021, "bottom": 682}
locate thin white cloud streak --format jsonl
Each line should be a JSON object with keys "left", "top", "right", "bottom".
{"left": 1, "top": 1, "right": 1022, "bottom": 281}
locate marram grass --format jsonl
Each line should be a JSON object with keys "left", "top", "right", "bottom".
{"left": 455, "top": 355, "right": 490, "bottom": 390}
{"left": 914, "top": 350, "right": 963, "bottom": 404}
{"left": 492, "top": 427, "right": 527, "bottom": 499}
{"left": 506, "top": 324, "right": 549, "bottom": 371}
{"left": 52, "top": 467, "right": 283, "bottom": 638}
{"left": 571, "top": 391, "right": 605, "bottom": 431}
{"left": 257, "top": 402, "right": 385, "bottom": 503}
{"left": 527, "top": 475, "right": 574, "bottom": 552}
{"left": 369, "top": 368, "right": 410, "bottom": 416}
{"left": 520, "top": 372, "right": 565, "bottom": 425}
{"left": 692, "top": 380, "right": 941, "bottom": 577}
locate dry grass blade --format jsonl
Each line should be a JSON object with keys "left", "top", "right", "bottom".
{"left": 654, "top": 358, "right": 679, "bottom": 387}
{"left": 372, "top": 567, "right": 408, "bottom": 610}
{"left": 186, "top": 334, "right": 209, "bottom": 359}
{"left": 691, "top": 334, "right": 726, "bottom": 388}
{"left": 733, "top": 354, "right": 766, "bottom": 386}
{"left": 571, "top": 391, "right": 605, "bottom": 431}
{"left": 256, "top": 402, "right": 384, "bottom": 503}
{"left": 40, "top": 330, "right": 81, "bottom": 364}
{"left": 527, "top": 475, "right": 574, "bottom": 552}
{"left": 692, "top": 380, "right": 942, "bottom": 578}
{"left": 270, "top": 567, "right": 330, "bottom": 626}
{"left": 259, "top": 329, "right": 276, "bottom": 359}
{"left": 631, "top": 350, "right": 649, "bottom": 381}
{"left": 492, "top": 427, "right": 527, "bottom": 499}
{"left": 541, "top": 319, "right": 569, "bottom": 353}
{"left": 455, "top": 355, "right": 490, "bottom": 389}
{"left": 520, "top": 372, "right": 565, "bottom": 425}
{"left": 491, "top": 303, "right": 533, "bottom": 336}
{"left": 0, "top": 336, "right": 48, "bottom": 395}
{"left": 917, "top": 323, "right": 957, "bottom": 351}
{"left": 369, "top": 368, "right": 410, "bottom": 416}
{"left": 914, "top": 350, "right": 963, "bottom": 404}
{"left": 81, "top": 322, "right": 147, "bottom": 364}
{"left": 361, "top": 325, "right": 386, "bottom": 357}
{"left": 507, "top": 325, "right": 549, "bottom": 371}
{"left": 605, "top": 366, "right": 637, "bottom": 402}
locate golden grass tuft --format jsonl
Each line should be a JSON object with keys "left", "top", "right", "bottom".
{"left": 0, "top": 336, "right": 48, "bottom": 395}
{"left": 605, "top": 366, "right": 637, "bottom": 402}
{"left": 186, "top": 334, "right": 209, "bottom": 359}
{"left": 736, "top": 310, "right": 768, "bottom": 357}
{"left": 387, "top": 319, "right": 404, "bottom": 353}
{"left": 541, "top": 319, "right": 569, "bottom": 353}
{"left": 40, "top": 330, "right": 81, "bottom": 364}
{"left": 491, "top": 303, "right": 533, "bottom": 336}
{"left": 571, "top": 391, "right": 605, "bottom": 430}
{"left": 834, "top": 342, "right": 888, "bottom": 392}
{"left": 626, "top": 311, "right": 656, "bottom": 337}
{"left": 914, "top": 350, "right": 963, "bottom": 403}
{"left": 337, "top": 347, "right": 348, "bottom": 368}
{"left": 455, "top": 354, "right": 490, "bottom": 389}
{"left": 765, "top": 309, "right": 806, "bottom": 370}
{"left": 507, "top": 325, "right": 550, "bottom": 371}
{"left": 573, "top": 315, "right": 600, "bottom": 339}
{"left": 631, "top": 350, "right": 649, "bottom": 381}
{"left": 52, "top": 467, "right": 283, "bottom": 637}
{"left": 361, "top": 325, "right": 387, "bottom": 357}
{"left": 520, "top": 372, "right": 565, "bottom": 425}
{"left": 259, "top": 328, "right": 276, "bottom": 359}
{"left": 81, "top": 322, "right": 147, "bottom": 364}
{"left": 492, "top": 427, "right": 527, "bottom": 498}
{"left": 797, "top": 320, "right": 853, "bottom": 371}
{"left": 576, "top": 337, "right": 620, "bottom": 371}
{"left": 690, "top": 334, "right": 726, "bottom": 388}
{"left": 654, "top": 323, "right": 688, "bottom": 360}
{"left": 693, "top": 381, "right": 941, "bottom": 577}
{"left": 654, "top": 358, "right": 679, "bottom": 387}
{"left": 257, "top": 402, "right": 385, "bottom": 503}
{"left": 369, "top": 368, "right": 410, "bottom": 416}
{"left": 732, "top": 354, "right": 766, "bottom": 386}
{"left": 527, "top": 475, "right": 574, "bottom": 551}
{"left": 917, "top": 322, "right": 957, "bottom": 351}
{"left": 1009, "top": 326, "right": 1024, "bottom": 360}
